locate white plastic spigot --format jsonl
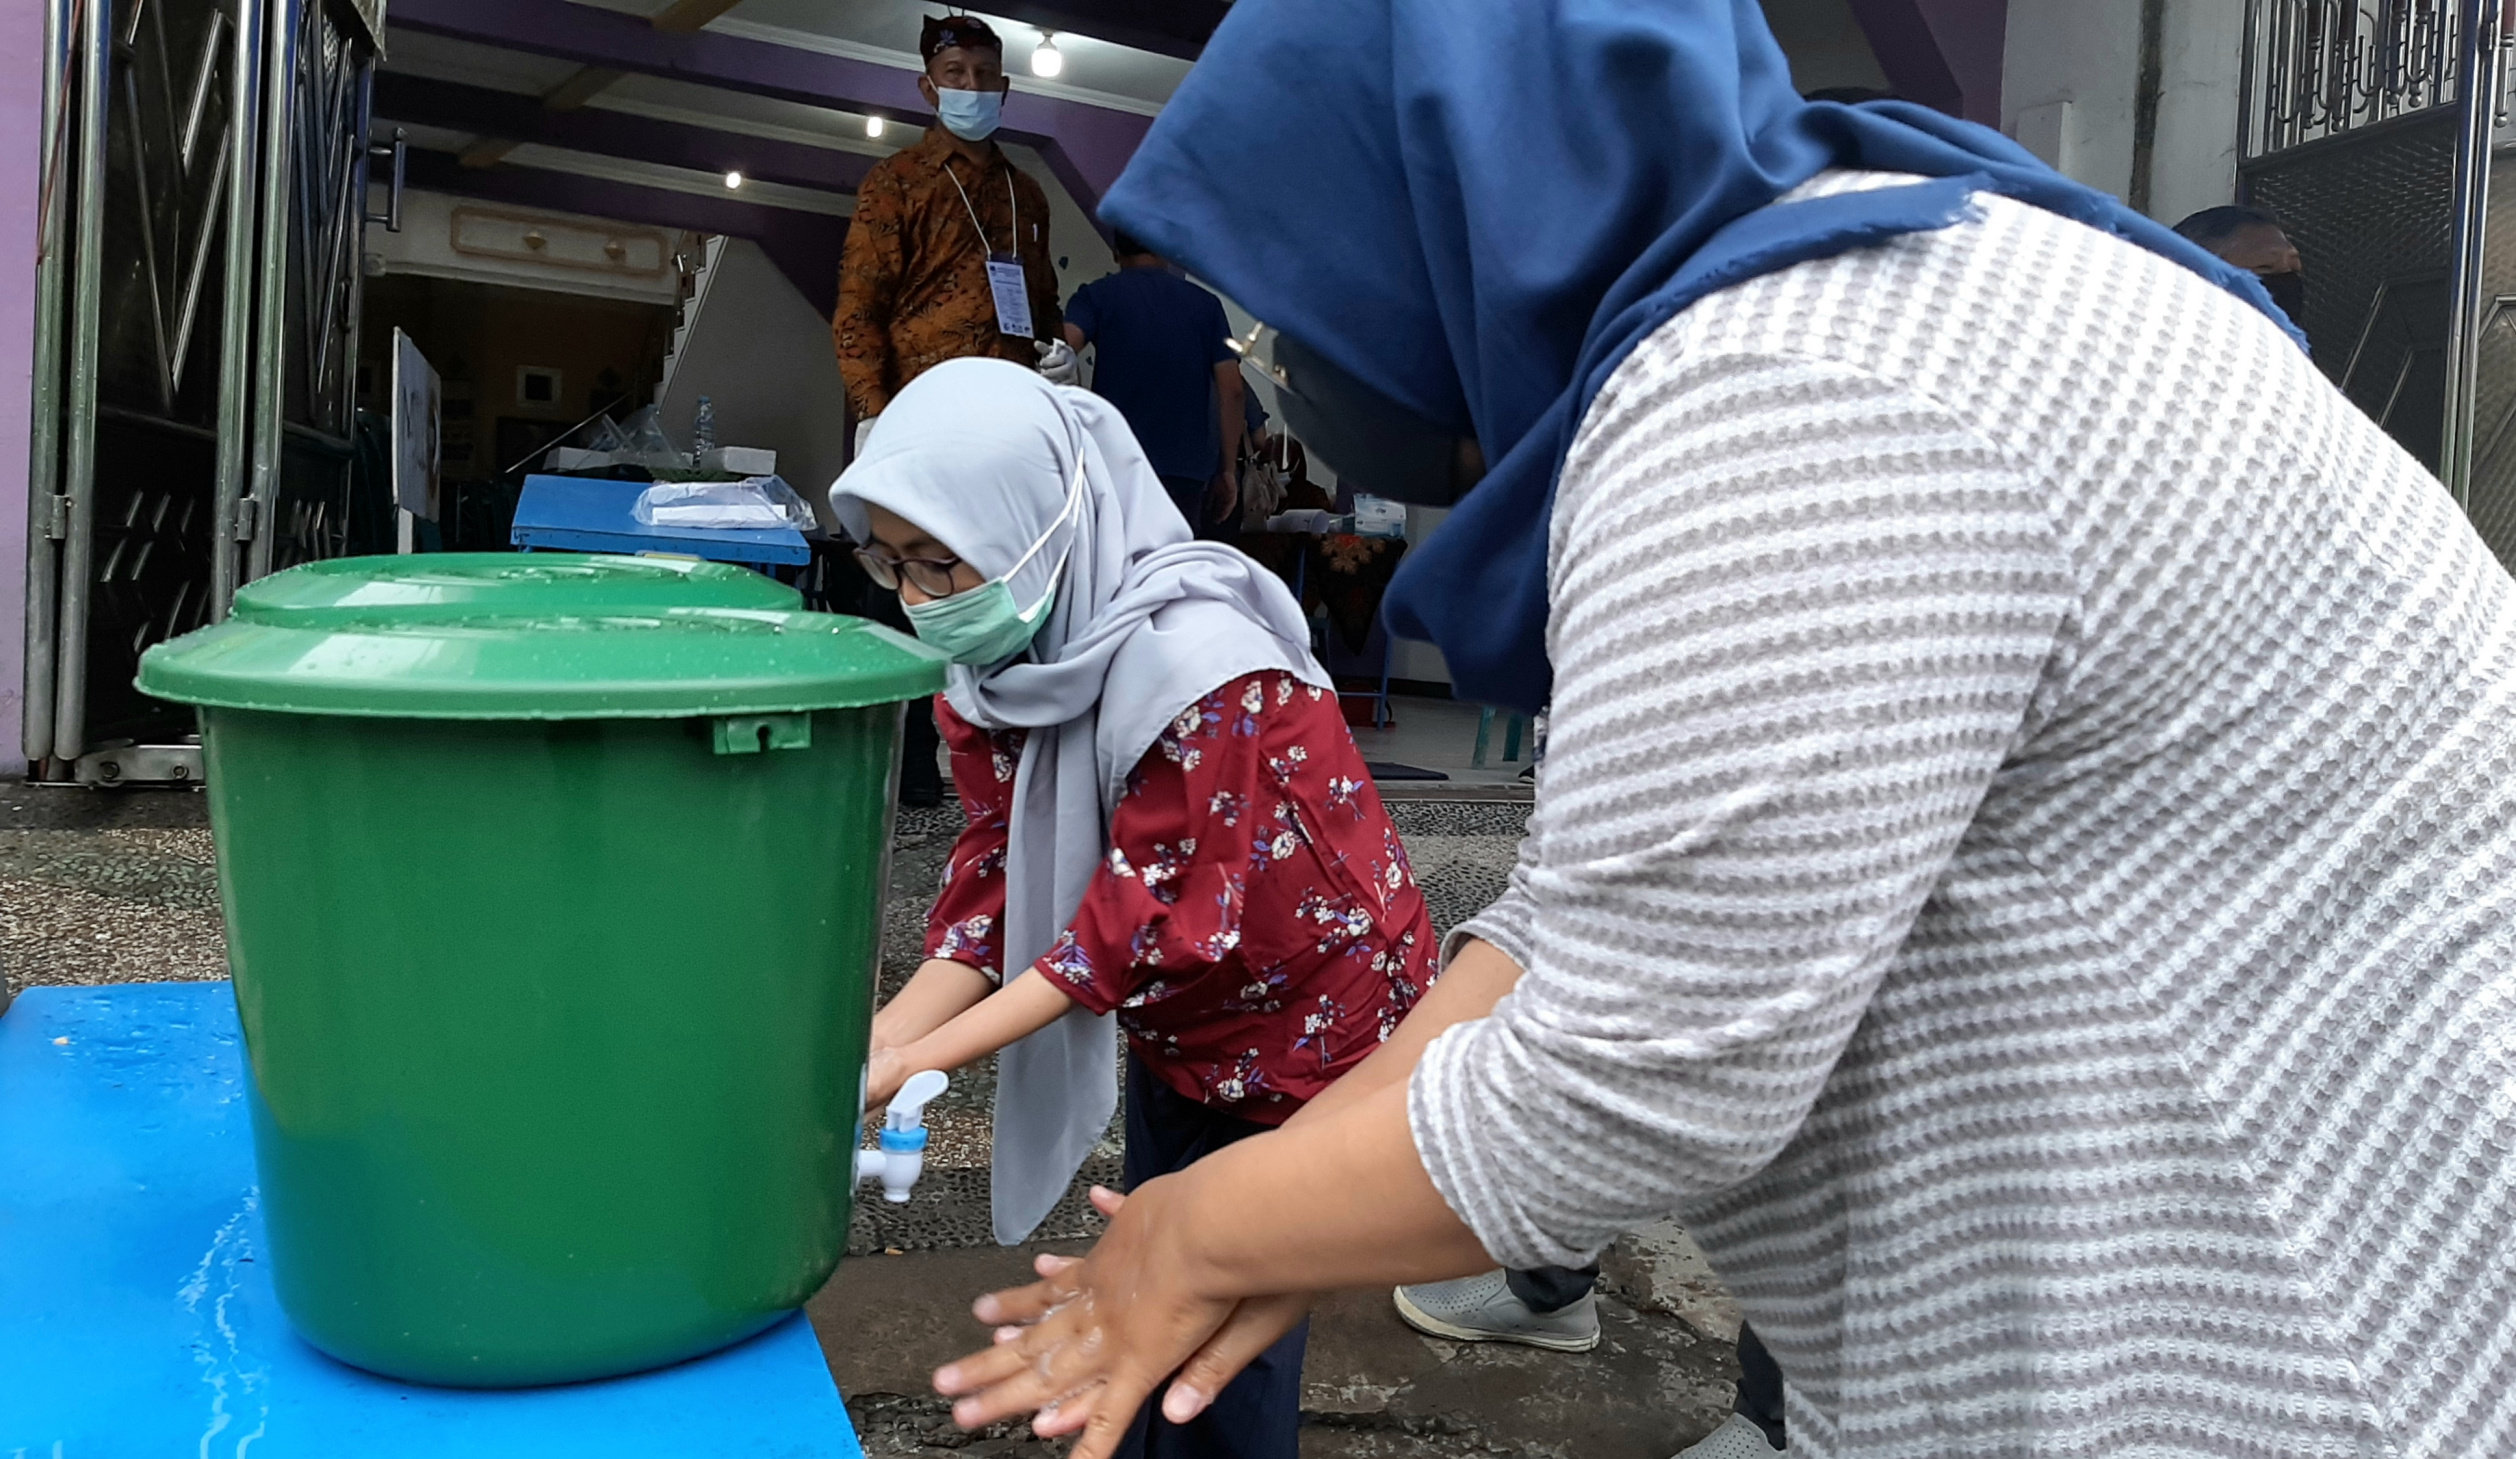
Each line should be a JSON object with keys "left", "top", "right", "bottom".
{"left": 855, "top": 1068, "right": 949, "bottom": 1204}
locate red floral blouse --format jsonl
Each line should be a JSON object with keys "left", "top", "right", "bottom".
{"left": 924, "top": 672, "right": 1440, "bottom": 1123}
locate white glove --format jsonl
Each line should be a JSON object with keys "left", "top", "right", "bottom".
{"left": 853, "top": 414, "right": 877, "bottom": 457}
{"left": 1035, "top": 338, "right": 1081, "bottom": 386}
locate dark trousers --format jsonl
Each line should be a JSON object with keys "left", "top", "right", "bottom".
{"left": 1734, "top": 1323, "right": 1785, "bottom": 1449}
{"left": 1509, "top": 1266, "right": 1783, "bottom": 1449}
{"left": 1158, "top": 474, "right": 1240, "bottom": 544}
{"left": 851, "top": 575, "right": 943, "bottom": 805}
{"left": 1159, "top": 474, "right": 1208, "bottom": 533}
{"left": 1505, "top": 1263, "right": 1598, "bottom": 1313}
{"left": 1117, "top": 1055, "right": 1306, "bottom": 1459}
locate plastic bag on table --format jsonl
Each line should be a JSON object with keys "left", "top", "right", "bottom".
{"left": 1350, "top": 494, "right": 1408, "bottom": 539}
{"left": 578, "top": 413, "right": 631, "bottom": 452}
{"left": 617, "top": 405, "right": 677, "bottom": 458}
{"left": 1262, "top": 508, "right": 1336, "bottom": 535}
{"left": 633, "top": 476, "right": 817, "bottom": 531}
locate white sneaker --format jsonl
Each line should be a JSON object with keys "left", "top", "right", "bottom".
{"left": 1670, "top": 1413, "right": 1784, "bottom": 1457}
{"left": 1391, "top": 1270, "right": 1601, "bottom": 1353}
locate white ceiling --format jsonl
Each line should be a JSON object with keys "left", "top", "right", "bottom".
{"left": 383, "top": 28, "right": 924, "bottom": 160}
{"left": 383, "top": 1, "right": 1890, "bottom": 211}
{"left": 379, "top": 0, "right": 1209, "bottom": 189}
{"left": 569, "top": 0, "right": 1187, "bottom": 112}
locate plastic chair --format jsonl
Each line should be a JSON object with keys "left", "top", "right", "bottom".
{"left": 1471, "top": 707, "right": 1526, "bottom": 769}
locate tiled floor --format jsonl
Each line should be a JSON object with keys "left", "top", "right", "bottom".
{"left": 1349, "top": 695, "right": 1536, "bottom": 794}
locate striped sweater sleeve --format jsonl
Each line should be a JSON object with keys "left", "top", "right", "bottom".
{"left": 1408, "top": 348, "right": 2077, "bottom": 1269}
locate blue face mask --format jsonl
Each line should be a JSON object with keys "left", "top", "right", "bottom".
{"left": 901, "top": 460, "right": 1082, "bottom": 667}
{"left": 934, "top": 87, "right": 1003, "bottom": 142}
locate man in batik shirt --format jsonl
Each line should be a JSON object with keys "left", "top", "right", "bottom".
{"left": 833, "top": 14, "right": 1067, "bottom": 430}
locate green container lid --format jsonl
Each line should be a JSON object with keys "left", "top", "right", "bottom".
{"left": 230, "top": 553, "right": 802, "bottom": 625}
{"left": 139, "top": 607, "right": 945, "bottom": 720}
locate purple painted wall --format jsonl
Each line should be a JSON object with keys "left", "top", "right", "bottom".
{"left": 1845, "top": 0, "right": 2008, "bottom": 124}
{"left": 1, "top": 2, "right": 40, "bottom": 773}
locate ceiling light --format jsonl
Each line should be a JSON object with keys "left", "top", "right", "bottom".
{"left": 723, "top": 170, "right": 744, "bottom": 189}
{"left": 865, "top": 114, "right": 885, "bottom": 139}
{"left": 1031, "top": 33, "right": 1064, "bottom": 78}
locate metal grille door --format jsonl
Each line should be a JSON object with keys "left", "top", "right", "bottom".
{"left": 2239, "top": 0, "right": 2513, "bottom": 544}
{"left": 21, "top": 0, "right": 378, "bottom": 780}
{"left": 2246, "top": 116, "right": 2461, "bottom": 471}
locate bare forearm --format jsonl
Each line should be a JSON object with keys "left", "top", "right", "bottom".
{"left": 1288, "top": 936, "right": 1523, "bottom": 1129}
{"left": 873, "top": 958, "right": 997, "bottom": 1049}
{"left": 1173, "top": 1075, "right": 1488, "bottom": 1298}
{"left": 899, "top": 968, "right": 1078, "bottom": 1075}
{"left": 1216, "top": 365, "right": 1246, "bottom": 475}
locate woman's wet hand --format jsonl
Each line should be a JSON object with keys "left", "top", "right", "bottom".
{"left": 864, "top": 1046, "right": 909, "bottom": 1111}
{"left": 932, "top": 1179, "right": 1244, "bottom": 1456}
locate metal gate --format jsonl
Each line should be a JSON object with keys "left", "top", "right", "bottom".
{"left": 20, "top": 0, "right": 380, "bottom": 784}
{"left": 2239, "top": 0, "right": 2516, "bottom": 551}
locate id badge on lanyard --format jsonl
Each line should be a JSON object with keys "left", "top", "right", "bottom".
{"left": 953, "top": 167, "right": 1035, "bottom": 339}
{"left": 986, "top": 253, "right": 1034, "bottom": 338}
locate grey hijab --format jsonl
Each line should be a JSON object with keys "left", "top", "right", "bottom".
{"left": 831, "top": 359, "right": 1326, "bottom": 1243}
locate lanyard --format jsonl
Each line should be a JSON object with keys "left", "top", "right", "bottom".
{"left": 946, "top": 163, "right": 1019, "bottom": 258}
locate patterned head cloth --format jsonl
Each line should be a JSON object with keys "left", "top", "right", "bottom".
{"left": 920, "top": 14, "right": 1002, "bottom": 60}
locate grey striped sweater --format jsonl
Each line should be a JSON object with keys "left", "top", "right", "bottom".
{"left": 1411, "top": 173, "right": 2516, "bottom": 1457}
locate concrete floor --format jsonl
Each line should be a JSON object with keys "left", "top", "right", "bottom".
{"left": 909, "top": 693, "right": 1538, "bottom": 800}
{"left": 1348, "top": 694, "right": 1539, "bottom": 796}
{"left": 0, "top": 780, "right": 1737, "bottom": 1457}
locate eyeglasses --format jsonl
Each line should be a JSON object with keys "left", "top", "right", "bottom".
{"left": 854, "top": 545, "right": 966, "bottom": 598}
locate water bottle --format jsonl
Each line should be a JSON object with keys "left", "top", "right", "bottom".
{"left": 692, "top": 395, "right": 716, "bottom": 464}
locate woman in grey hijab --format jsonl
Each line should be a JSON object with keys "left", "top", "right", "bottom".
{"left": 830, "top": 358, "right": 1440, "bottom": 1459}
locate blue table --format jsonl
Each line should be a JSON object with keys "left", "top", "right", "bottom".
{"left": 510, "top": 474, "right": 814, "bottom": 567}
{"left": 0, "top": 983, "right": 862, "bottom": 1458}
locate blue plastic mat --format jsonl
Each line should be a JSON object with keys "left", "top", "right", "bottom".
{"left": 0, "top": 982, "right": 862, "bottom": 1458}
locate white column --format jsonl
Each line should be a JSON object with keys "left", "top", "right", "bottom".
{"left": 2002, "top": 0, "right": 2145, "bottom": 197}
{"left": 2151, "top": 0, "right": 2248, "bottom": 227}
{"left": 2001, "top": 0, "right": 2247, "bottom": 223}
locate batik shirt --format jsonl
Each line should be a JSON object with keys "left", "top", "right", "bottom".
{"left": 923, "top": 672, "right": 1440, "bottom": 1122}
{"left": 833, "top": 128, "right": 1061, "bottom": 418}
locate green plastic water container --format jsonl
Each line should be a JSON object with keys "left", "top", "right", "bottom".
{"left": 228, "top": 551, "right": 803, "bottom": 623}
{"left": 137, "top": 569, "right": 944, "bottom": 1388}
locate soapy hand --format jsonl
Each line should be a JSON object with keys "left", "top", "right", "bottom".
{"left": 865, "top": 1045, "right": 911, "bottom": 1112}
{"left": 1034, "top": 338, "right": 1081, "bottom": 387}
{"left": 933, "top": 1184, "right": 1312, "bottom": 1454}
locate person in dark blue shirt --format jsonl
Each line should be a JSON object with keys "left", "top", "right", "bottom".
{"left": 1062, "top": 234, "right": 1246, "bottom": 537}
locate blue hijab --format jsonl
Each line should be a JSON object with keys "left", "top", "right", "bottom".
{"left": 1101, "top": 0, "right": 2303, "bottom": 715}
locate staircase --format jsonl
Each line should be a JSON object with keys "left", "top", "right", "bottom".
{"left": 657, "top": 234, "right": 730, "bottom": 408}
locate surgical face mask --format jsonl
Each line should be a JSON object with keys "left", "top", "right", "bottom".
{"left": 900, "top": 459, "right": 1083, "bottom": 666}
{"left": 1272, "top": 332, "right": 1485, "bottom": 507}
{"left": 2262, "top": 270, "right": 2307, "bottom": 329}
{"left": 934, "top": 87, "right": 1003, "bottom": 142}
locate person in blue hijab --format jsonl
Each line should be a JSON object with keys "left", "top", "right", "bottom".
{"left": 1092, "top": 1, "right": 2295, "bottom": 717}
{"left": 909, "top": 4, "right": 2516, "bottom": 1459}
